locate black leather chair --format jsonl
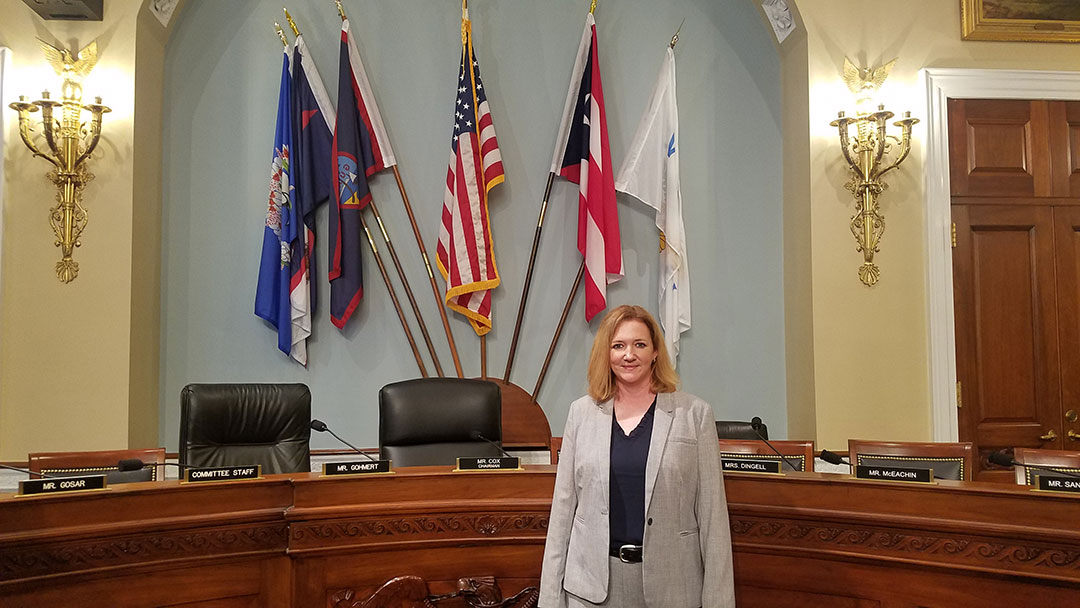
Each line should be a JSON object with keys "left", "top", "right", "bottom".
{"left": 180, "top": 383, "right": 311, "bottom": 474}
{"left": 716, "top": 420, "right": 768, "bottom": 440}
{"left": 379, "top": 378, "right": 503, "bottom": 468}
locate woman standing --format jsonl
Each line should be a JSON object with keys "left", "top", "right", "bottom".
{"left": 539, "top": 305, "right": 735, "bottom": 607}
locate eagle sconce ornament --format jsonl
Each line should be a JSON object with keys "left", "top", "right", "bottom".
{"left": 830, "top": 57, "right": 917, "bottom": 287}
{"left": 9, "top": 39, "right": 110, "bottom": 283}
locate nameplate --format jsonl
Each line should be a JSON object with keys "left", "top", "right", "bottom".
{"left": 1034, "top": 474, "right": 1080, "bottom": 494}
{"left": 18, "top": 474, "right": 107, "bottom": 496}
{"left": 322, "top": 460, "right": 393, "bottom": 476}
{"left": 856, "top": 465, "right": 933, "bottom": 484}
{"left": 721, "top": 456, "right": 783, "bottom": 475}
{"left": 455, "top": 457, "right": 521, "bottom": 471}
{"left": 183, "top": 465, "right": 262, "bottom": 483}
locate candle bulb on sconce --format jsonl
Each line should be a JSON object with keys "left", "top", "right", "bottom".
{"left": 832, "top": 57, "right": 918, "bottom": 287}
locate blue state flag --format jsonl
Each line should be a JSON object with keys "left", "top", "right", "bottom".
{"left": 255, "top": 47, "right": 301, "bottom": 361}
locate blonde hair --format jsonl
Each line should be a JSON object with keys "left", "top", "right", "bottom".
{"left": 587, "top": 305, "right": 679, "bottom": 402}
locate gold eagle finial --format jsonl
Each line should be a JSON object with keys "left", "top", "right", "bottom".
{"left": 37, "top": 39, "right": 99, "bottom": 81}
{"left": 842, "top": 56, "right": 896, "bottom": 107}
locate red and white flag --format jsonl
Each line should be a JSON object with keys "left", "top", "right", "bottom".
{"left": 551, "top": 12, "right": 623, "bottom": 322}
{"left": 436, "top": 11, "right": 504, "bottom": 336}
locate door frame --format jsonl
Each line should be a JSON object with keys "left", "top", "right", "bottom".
{"left": 924, "top": 68, "right": 1080, "bottom": 442}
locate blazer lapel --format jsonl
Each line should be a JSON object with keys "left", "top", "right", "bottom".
{"left": 644, "top": 392, "right": 674, "bottom": 517}
{"left": 596, "top": 399, "right": 613, "bottom": 511}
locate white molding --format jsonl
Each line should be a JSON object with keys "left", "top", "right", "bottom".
{"left": 922, "top": 68, "right": 1080, "bottom": 442}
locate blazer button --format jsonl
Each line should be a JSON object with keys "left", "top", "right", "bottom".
{"left": 647, "top": 518, "right": 653, "bottom": 525}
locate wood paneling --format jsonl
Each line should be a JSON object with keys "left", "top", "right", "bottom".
{"left": 1055, "top": 206, "right": 1080, "bottom": 447}
{"left": 949, "top": 98, "right": 1080, "bottom": 480}
{"left": 953, "top": 204, "right": 1062, "bottom": 479}
{"left": 949, "top": 99, "right": 1051, "bottom": 198}
{"left": 2, "top": 469, "right": 1080, "bottom": 606}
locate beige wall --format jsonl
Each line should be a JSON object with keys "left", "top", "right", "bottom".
{"left": 790, "top": 0, "right": 1080, "bottom": 450}
{"left": 0, "top": 0, "right": 166, "bottom": 459}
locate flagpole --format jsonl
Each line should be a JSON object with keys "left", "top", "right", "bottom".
{"left": 463, "top": 0, "right": 489, "bottom": 380}
{"left": 366, "top": 201, "right": 445, "bottom": 377}
{"left": 336, "top": 0, "right": 464, "bottom": 379}
{"left": 390, "top": 166, "right": 464, "bottom": 378}
{"left": 502, "top": 172, "right": 555, "bottom": 382}
{"left": 360, "top": 214, "right": 428, "bottom": 377}
{"left": 532, "top": 261, "right": 585, "bottom": 400}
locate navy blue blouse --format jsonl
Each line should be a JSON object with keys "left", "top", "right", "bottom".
{"left": 608, "top": 397, "right": 656, "bottom": 552}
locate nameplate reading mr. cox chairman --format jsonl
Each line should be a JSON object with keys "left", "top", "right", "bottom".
{"left": 456, "top": 457, "right": 521, "bottom": 471}
{"left": 183, "top": 466, "right": 262, "bottom": 483}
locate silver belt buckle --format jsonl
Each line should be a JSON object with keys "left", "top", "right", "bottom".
{"left": 618, "top": 544, "right": 639, "bottom": 563}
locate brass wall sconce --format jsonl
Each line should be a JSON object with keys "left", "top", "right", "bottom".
{"left": 8, "top": 40, "right": 109, "bottom": 283}
{"left": 831, "top": 58, "right": 917, "bottom": 287}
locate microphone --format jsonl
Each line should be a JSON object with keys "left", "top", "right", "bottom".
{"left": 116, "top": 459, "right": 205, "bottom": 472}
{"left": 470, "top": 431, "right": 513, "bottom": 459}
{"left": 820, "top": 449, "right": 851, "bottom": 467}
{"left": 310, "top": 419, "right": 377, "bottom": 462}
{"left": 749, "top": 417, "right": 801, "bottom": 472}
{"left": 989, "top": 451, "right": 1080, "bottom": 481}
{"left": 0, "top": 463, "right": 62, "bottom": 478}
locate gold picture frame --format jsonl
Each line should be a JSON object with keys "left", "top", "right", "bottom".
{"left": 961, "top": 0, "right": 1080, "bottom": 42}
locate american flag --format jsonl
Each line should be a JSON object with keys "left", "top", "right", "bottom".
{"left": 436, "top": 14, "right": 504, "bottom": 336}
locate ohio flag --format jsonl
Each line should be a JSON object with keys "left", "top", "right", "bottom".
{"left": 436, "top": 10, "right": 504, "bottom": 336}
{"left": 551, "top": 12, "right": 622, "bottom": 323}
{"left": 616, "top": 47, "right": 690, "bottom": 366}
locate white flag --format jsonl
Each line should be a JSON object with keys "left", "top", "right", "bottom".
{"left": 615, "top": 47, "right": 690, "bottom": 366}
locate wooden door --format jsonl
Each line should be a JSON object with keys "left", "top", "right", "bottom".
{"left": 1054, "top": 206, "right": 1080, "bottom": 448}
{"left": 952, "top": 204, "right": 1063, "bottom": 482}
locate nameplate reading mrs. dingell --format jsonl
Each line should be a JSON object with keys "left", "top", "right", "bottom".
{"left": 183, "top": 466, "right": 262, "bottom": 483}
{"left": 455, "top": 457, "right": 521, "bottom": 471}
{"left": 720, "top": 456, "right": 783, "bottom": 475}
{"left": 18, "top": 474, "right": 107, "bottom": 496}
{"left": 856, "top": 465, "right": 933, "bottom": 484}
{"left": 322, "top": 460, "right": 393, "bottom": 476}
{"left": 1035, "top": 474, "right": 1080, "bottom": 494}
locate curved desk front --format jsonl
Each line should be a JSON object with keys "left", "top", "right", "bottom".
{"left": 1, "top": 467, "right": 1078, "bottom": 607}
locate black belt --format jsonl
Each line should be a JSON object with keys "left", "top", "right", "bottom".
{"left": 609, "top": 544, "right": 643, "bottom": 563}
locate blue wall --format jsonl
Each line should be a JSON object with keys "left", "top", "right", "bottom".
{"left": 160, "top": 0, "right": 785, "bottom": 451}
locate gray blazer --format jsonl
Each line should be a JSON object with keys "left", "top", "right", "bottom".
{"left": 539, "top": 391, "right": 735, "bottom": 607}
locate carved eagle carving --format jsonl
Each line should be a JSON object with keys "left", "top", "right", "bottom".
{"left": 842, "top": 57, "right": 896, "bottom": 105}
{"left": 37, "top": 39, "right": 98, "bottom": 80}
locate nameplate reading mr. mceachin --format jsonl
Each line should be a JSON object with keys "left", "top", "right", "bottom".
{"left": 856, "top": 465, "right": 933, "bottom": 484}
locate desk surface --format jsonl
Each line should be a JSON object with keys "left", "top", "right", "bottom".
{"left": 2, "top": 467, "right": 1078, "bottom": 607}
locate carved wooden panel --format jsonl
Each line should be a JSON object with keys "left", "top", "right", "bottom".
{"left": 0, "top": 522, "right": 288, "bottom": 581}
{"left": 735, "top": 585, "right": 881, "bottom": 608}
{"left": 290, "top": 512, "right": 549, "bottom": 552}
{"left": 1055, "top": 206, "right": 1080, "bottom": 443}
{"left": 731, "top": 515, "right": 1080, "bottom": 579}
{"left": 1062, "top": 101, "right": 1080, "bottom": 197}
{"left": 4, "top": 469, "right": 1080, "bottom": 607}
{"left": 949, "top": 99, "right": 1051, "bottom": 198}
{"left": 331, "top": 576, "right": 537, "bottom": 608}
{"left": 952, "top": 204, "right": 1062, "bottom": 480}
